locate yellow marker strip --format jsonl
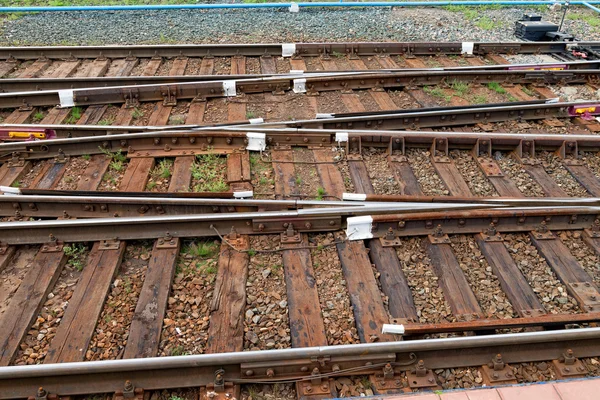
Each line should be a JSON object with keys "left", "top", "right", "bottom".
{"left": 574, "top": 107, "right": 597, "bottom": 114}
{"left": 8, "top": 131, "right": 46, "bottom": 139}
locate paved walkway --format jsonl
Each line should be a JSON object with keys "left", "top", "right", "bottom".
{"left": 346, "top": 378, "right": 600, "bottom": 400}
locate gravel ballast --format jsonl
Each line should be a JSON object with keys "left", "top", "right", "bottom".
{"left": 2, "top": 6, "right": 600, "bottom": 45}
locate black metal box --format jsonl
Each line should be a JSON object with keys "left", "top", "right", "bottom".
{"left": 515, "top": 20, "right": 559, "bottom": 41}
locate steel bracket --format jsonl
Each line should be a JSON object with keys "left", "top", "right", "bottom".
{"left": 346, "top": 136, "right": 361, "bottom": 158}
{"left": 389, "top": 136, "right": 405, "bottom": 156}
{"left": 99, "top": 239, "right": 121, "bottom": 251}
{"left": 123, "top": 89, "right": 140, "bottom": 109}
{"left": 224, "top": 227, "right": 248, "bottom": 251}
{"left": 162, "top": 86, "right": 177, "bottom": 106}
{"left": 114, "top": 380, "right": 144, "bottom": 400}
{"left": 481, "top": 354, "right": 517, "bottom": 385}
{"left": 474, "top": 138, "right": 492, "bottom": 158}
{"left": 556, "top": 140, "right": 579, "bottom": 161}
{"left": 553, "top": 349, "right": 588, "bottom": 379}
{"left": 0, "top": 242, "right": 8, "bottom": 255}
{"left": 281, "top": 223, "right": 302, "bottom": 244}
{"left": 477, "top": 157, "right": 504, "bottom": 177}
{"left": 7, "top": 152, "right": 25, "bottom": 168}
{"left": 41, "top": 237, "right": 64, "bottom": 253}
{"left": 516, "top": 139, "right": 535, "bottom": 160}
{"left": 428, "top": 225, "right": 450, "bottom": 244}
{"left": 298, "top": 377, "right": 332, "bottom": 397}
{"left": 53, "top": 150, "right": 69, "bottom": 164}
{"left": 481, "top": 224, "right": 503, "bottom": 242}
{"left": 407, "top": 360, "right": 438, "bottom": 389}
{"left": 568, "top": 282, "right": 600, "bottom": 312}
{"left": 380, "top": 227, "right": 401, "bottom": 247}
{"left": 531, "top": 221, "right": 555, "bottom": 240}
{"left": 431, "top": 138, "right": 449, "bottom": 162}
{"left": 156, "top": 234, "right": 179, "bottom": 249}
{"left": 370, "top": 363, "right": 406, "bottom": 393}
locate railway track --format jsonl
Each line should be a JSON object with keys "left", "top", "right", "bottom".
{"left": 2, "top": 41, "right": 600, "bottom": 400}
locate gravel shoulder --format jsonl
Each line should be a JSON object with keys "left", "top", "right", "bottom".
{"left": 2, "top": 6, "right": 600, "bottom": 45}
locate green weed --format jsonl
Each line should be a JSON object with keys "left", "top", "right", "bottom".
{"left": 99, "top": 147, "right": 127, "bottom": 163}
{"left": 423, "top": 86, "right": 451, "bottom": 102}
{"left": 521, "top": 86, "right": 535, "bottom": 97}
{"left": 476, "top": 16, "right": 501, "bottom": 30}
{"left": 33, "top": 111, "right": 45, "bottom": 122}
{"left": 65, "top": 106, "right": 82, "bottom": 124}
{"left": 10, "top": 180, "right": 20, "bottom": 188}
{"left": 486, "top": 81, "right": 506, "bottom": 94}
{"left": 184, "top": 241, "right": 218, "bottom": 259}
{"left": 63, "top": 243, "right": 87, "bottom": 272}
{"left": 170, "top": 345, "right": 187, "bottom": 356}
{"left": 132, "top": 107, "right": 144, "bottom": 119}
{"left": 472, "top": 94, "right": 488, "bottom": 104}
{"left": 450, "top": 80, "right": 470, "bottom": 97}
{"left": 246, "top": 111, "right": 255, "bottom": 119}
{"left": 82, "top": 154, "right": 91, "bottom": 161}
{"left": 98, "top": 118, "right": 114, "bottom": 126}
{"left": 146, "top": 181, "right": 157, "bottom": 190}
{"left": 316, "top": 187, "right": 325, "bottom": 200}
{"left": 110, "top": 160, "right": 124, "bottom": 172}
{"left": 191, "top": 153, "right": 228, "bottom": 192}
{"left": 168, "top": 115, "right": 185, "bottom": 125}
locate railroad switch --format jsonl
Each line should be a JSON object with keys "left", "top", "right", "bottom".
{"left": 407, "top": 360, "right": 439, "bottom": 390}
{"left": 480, "top": 354, "right": 517, "bottom": 385}
{"left": 369, "top": 363, "right": 408, "bottom": 394}
{"left": 552, "top": 349, "right": 588, "bottom": 379}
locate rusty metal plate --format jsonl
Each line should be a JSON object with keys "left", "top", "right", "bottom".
{"left": 253, "top": 217, "right": 341, "bottom": 233}
{"left": 199, "top": 383, "right": 238, "bottom": 400}
{"left": 563, "top": 159, "right": 584, "bottom": 166}
{"left": 480, "top": 365, "right": 517, "bottom": 385}
{"left": 568, "top": 282, "right": 600, "bottom": 312}
{"left": 552, "top": 359, "right": 588, "bottom": 379}
{"left": 40, "top": 241, "right": 64, "bottom": 253}
{"left": 380, "top": 237, "right": 402, "bottom": 247}
{"left": 370, "top": 373, "right": 407, "bottom": 393}
{"left": 389, "top": 155, "right": 407, "bottom": 163}
{"left": 543, "top": 119, "right": 565, "bottom": 127}
{"left": 432, "top": 155, "right": 450, "bottom": 163}
{"left": 480, "top": 232, "right": 504, "bottom": 242}
{"left": 406, "top": 370, "right": 438, "bottom": 389}
{"left": 98, "top": 239, "right": 121, "bottom": 251}
{"left": 298, "top": 380, "right": 332, "bottom": 397}
{"left": 477, "top": 157, "right": 504, "bottom": 177}
{"left": 531, "top": 230, "right": 555, "bottom": 240}
{"left": 427, "top": 234, "right": 450, "bottom": 244}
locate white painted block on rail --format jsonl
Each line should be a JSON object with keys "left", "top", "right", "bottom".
{"left": 223, "top": 80, "right": 237, "bottom": 97}
{"left": 282, "top": 43, "right": 296, "bottom": 57}
{"left": 289, "top": 2, "right": 300, "bottom": 12}
{"left": 382, "top": 324, "right": 405, "bottom": 335}
{"left": 293, "top": 78, "right": 306, "bottom": 94}
{"left": 346, "top": 215, "right": 373, "bottom": 240}
{"left": 0, "top": 186, "right": 21, "bottom": 195}
{"left": 246, "top": 132, "right": 266, "bottom": 151}
{"left": 233, "top": 191, "right": 253, "bottom": 198}
{"left": 58, "top": 89, "right": 75, "bottom": 108}
{"left": 249, "top": 118, "right": 264, "bottom": 124}
{"left": 343, "top": 193, "right": 366, "bottom": 201}
{"left": 335, "top": 131, "right": 348, "bottom": 142}
{"left": 461, "top": 42, "right": 474, "bottom": 55}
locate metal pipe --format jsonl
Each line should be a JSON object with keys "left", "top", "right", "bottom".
{"left": 0, "top": 1, "right": 599, "bottom": 13}
{"left": 584, "top": 1, "right": 600, "bottom": 11}
{"left": 1, "top": 327, "right": 598, "bottom": 379}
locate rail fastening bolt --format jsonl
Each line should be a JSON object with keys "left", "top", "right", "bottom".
{"left": 564, "top": 367, "right": 571, "bottom": 373}
{"left": 266, "top": 369, "right": 275, "bottom": 378}
{"left": 305, "top": 386, "right": 312, "bottom": 393}
{"left": 427, "top": 377, "right": 434, "bottom": 383}
{"left": 492, "top": 372, "right": 499, "bottom": 379}
{"left": 245, "top": 370, "right": 254, "bottom": 376}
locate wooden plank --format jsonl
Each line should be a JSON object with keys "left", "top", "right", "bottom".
{"left": 0, "top": 249, "right": 67, "bottom": 366}
{"left": 368, "top": 240, "right": 418, "bottom": 322}
{"left": 405, "top": 88, "right": 437, "bottom": 108}
{"left": 388, "top": 156, "right": 423, "bottom": 196}
{"left": 170, "top": 58, "right": 188, "bottom": 75}
{"left": 19, "top": 59, "right": 51, "bottom": 78}
{"left": 84, "top": 59, "right": 111, "bottom": 77}
{"left": 113, "top": 105, "right": 134, "bottom": 126}
{"left": 112, "top": 58, "right": 139, "bottom": 77}
{"left": 475, "top": 157, "right": 524, "bottom": 197}
{"left": 404, "top": 59, "right": 427, "bottom": 68}
{"left": 231, "top": 56, "right": 246, "bottom": 75}
{"left": 321, "top": 58, "right": 338, "bottom": 71}
{"left": 423, "top": 239, "right": 483, "bottom": 320}
{"left": 475, "top": 234, "right": 545, "bottom": 317}
{"left": 44, "top": 242, "right": 126, "bottom": 363}
{"left": 522, "top": 164, "right": 568, "bottom": 197}
{"left": 313, "top": 149, "right": 345, "bottom": 198}
{"left": 0, "top": 61, "right": 16, "bottom": 78}
{"left": 530, "top": 234, "right": 600, "bottom": 312}
{"left": 41, "top": 107, "right": 71, "bottom": 125}
{"left": 348, "top": 160, "right": 374, "bottom": 195}
{"left": 227, "top": 152, "right": 250, "bottom": 183}
{"left": 124, "top": 238, "right": 180, "bottom": 359}
{"left": 77, "top": 105, "right": 108, "bottom": 125}
{"left": 228, "top": 102, "right": 246, "bottom": 122}
{"left": 336, "top": 239, "right": 391, "bottom": 343}
{"left": 169, "top": 156, "right": 194, "bottom": 192}
{"left": 282, "top": 237, "right": 328, "bottom": 347}
{"left": 272, "top": 149, "right": 296, "bottom": 198}
{"left": 4, "top": 109, "right": 35, "bottom": 124}
{"left": 44, "top": 60, "right": 80, "bottom": 78}
{"left": 30, "top": 162, "right": 67, "bottom": 190}
{"left": 119, "top": 157, "right": 155, "bottom": 192}
{"left": 186, "top": 100, "right": 206, "bottom": 124}
{"left": 259, "top": 56, "right": 276, "bottom": 74}
{"left": 349, "top": 58, "right": 368, "bottom": 70}
{"left": 341, "top": 93, "right": 366, "bottom": 113}
{"left": 376, "top": 56, "right": 400, "bottom": 69}
{"left": 0, "top": 161, "right": 32, "bottom": 187}
{"left": 564, "top": 164, "right": 600, "bottom": 196}
{"left": 206, "top": 239, "right": 250, "bottom": 353}
{"left": 431, "top": 160, "right": 472, "bottom": 196}
{"left": 142, "top": 58, "right": 162, "bottom": 76}
{"left": 465, "top": 57, "right": 486, "bottom": 66}
{"left": 582, "top": 229, "right": 600, "bottom": 258}
{"left": 147, "top": 103, "right": 172, "bottom": 126}
{"left": 77, "top": 155, "right": 110, "bottom": 191}
{"left": 0, "top": 247, "right": 16, "bottom": 274}
{"left": 199, "top": 57, "right": 215, "bottom": 75}
{"left": 485, "top": 54, "right": 510, "bottom": 65}
{"left": 289, "top": 58, "right": 307, "bottom": 71}
{"left": 370, "top": 91, "right": 397, "bottom": 111}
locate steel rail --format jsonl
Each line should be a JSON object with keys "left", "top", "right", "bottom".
{"left": 1, "top": 69, "right": 595, "bottom": 109}
{"left": 0, "top": 203, "right": 500, "bottom": 245}
{"left": 5, "top": 123, "right": 600, "bottom": 162}
{"left": 0, "top": 41, "right": 597, "bottom": 61}
{"left": 1, "top": 327, "right": 599, "bottom": 399}
{"left": 2, "top": 60, "right": 599, "bottom": 93}
{"left": 3, "top": 205, "right": 600, "bottom": 245}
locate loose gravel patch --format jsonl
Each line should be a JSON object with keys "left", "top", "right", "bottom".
{"left": 3, "top": 7, "right": 599, "bottom": 46}
{"left": 496, "top": 153, "right": 545, "bottom": 197}
{"left": 450, "top": 150, "right": 498, "bottom": 197}
{"left": 293, "top": 148, "right": 322, "bottom": 198}
{"left": 406, "top": 148, "right": 449, "bottom": 196}
{"left": 158, "top": 241, "right": 218, "bottom": 357}
{"left": 363, "top": 147, "right": 399, "bottom": 195}
{"left": 0, "top": 246, "right": 37, "bottom": 320}
{"left": 244, "top": 236, "right": 290, "bottom": 351}
{"left": 396, "top": 238, "right": 455, "bottom": 324}
{"left": 503, "top": 234, "right": 579, "bottom": 314}
{"left": 311, "top": 233, "right": 359, "bottom": 345}
{"left": 558, "top": 230, "right": 600, "bottom": 287}
{"left": 436, "top": 367, "right": 483, "bottom": 390}
{"left": 55, "top": 156, "right": 90, "bottom": 191}
{"left": 538, "top": 151, "right": 590, "bottom": 197}
{"left": 251, "top": 152, "right": 276, "bottom": 198}
{"left": 449, "top": 235, "right": 516, "bottom": 319}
